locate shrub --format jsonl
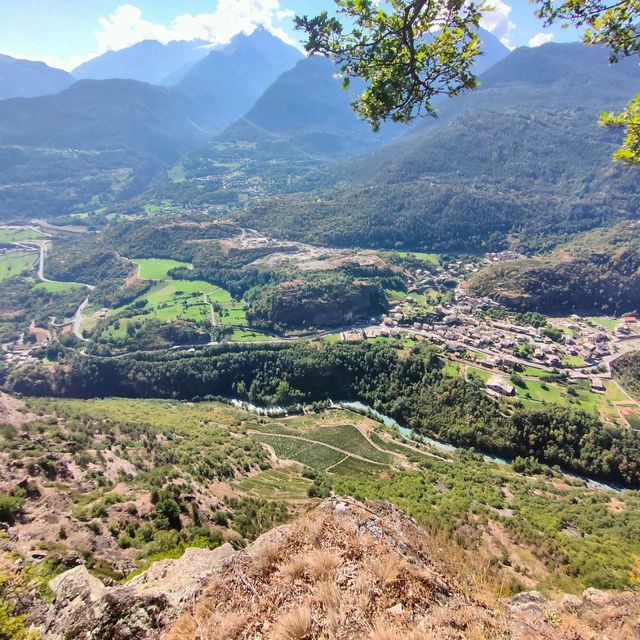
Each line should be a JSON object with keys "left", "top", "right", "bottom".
{"left": 0, "top": 494, "right": 23, "bottom": 525}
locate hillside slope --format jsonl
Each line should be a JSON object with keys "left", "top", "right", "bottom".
{"left": 0, "top": 53, "right": 74, "bottom": 100}
{"left": 237, "top": 43, "right": 640, "bottom": 252}
{"left": 0, "top": 80, "right": 206, "bottom": 219}
{"left": 43, "top": 498, "right": 640, "bottom": 639}
{"left": 468, "top": 221, "right": 640, "bottom": 313}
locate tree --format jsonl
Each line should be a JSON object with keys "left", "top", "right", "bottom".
{"left": 296, "top": 0, "right": 640, "bottom": 162}
{"left": 294, "top": 0, "right": 482, "bottom": 130}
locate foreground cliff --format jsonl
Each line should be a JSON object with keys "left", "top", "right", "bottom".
{"left": 42, "top": 498, "right": 640, "bottom": 639}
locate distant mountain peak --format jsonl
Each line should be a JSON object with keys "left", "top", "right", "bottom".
{"left": 174, "top": 29, "right": 304, "bottom": 133}
{"left": 0, "top": 53, "right": 74, "bottom": 100}
{"left": 72, "top": 39, "right": 211, "bottom": 85}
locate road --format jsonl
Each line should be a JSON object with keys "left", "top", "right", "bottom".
{"left": 8, "top": 230, "right": 95, "bottom": 341}
{"left": 72, "top": 298, "right": 91, "bottom": 342}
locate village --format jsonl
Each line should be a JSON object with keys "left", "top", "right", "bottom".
{"left": 339, "top": 253, "right": 640, "bottom": 421}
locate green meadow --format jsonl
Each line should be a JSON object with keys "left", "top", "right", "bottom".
{"left": 0, "top": 251, "right": 37, "bottom": 281}
{"left": 134, "top": 258, "right": 192, "bottom": 280}
{"left": 0, "top": 228, "right": 46, "bottom": 243}
{"left": 34, "top": 280, "right": 84, "bottom": 293}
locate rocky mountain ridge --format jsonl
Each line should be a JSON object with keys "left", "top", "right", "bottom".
{"left": 41, "top": 498, "right": 640, "bottom": 639}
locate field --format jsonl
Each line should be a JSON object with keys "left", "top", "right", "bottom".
{"left": 235, "top": 467, "right": 313, "bottom": 500}
{"left": 467, "top": 366, "right": 491, "bottom": 383}
{"left": 134, "top": 258, "right": 192, "bottom": 280}
{"left": 101, "top": 256, "right": 253, "bottom": 339}
{"left": 563, "top": 355, "right": 589, "bottom": 367}
{"left": 34, "top": 280, "right": 84, "bottom": 293}
{"left": 0, "top": 227, "right": 46, "bottom": 242}
{"left": 249, "top": 418, "right": 395, "bottom": 475}
{"left": 104, "top": 280, "right": 220, "bottom": 338}
{"left": 587, "top": 316, "right": 619, "bottom": 332}
{"left": 507, "top": 377, "right": 628, "bottom": 423}
{"left": 442, "top": 360, "right": 461, "bottom": 377}
{"left": 396, "top": 251, "right": 441, "bottom": 265}
{"left": 0, "top": 251, "right": 37, "bottom": 281}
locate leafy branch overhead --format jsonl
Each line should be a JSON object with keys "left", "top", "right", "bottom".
{"left": 295, "top": 0, "right": 640, "bottom": 162}
{"left": 294, "top": 0, "right": 483, "bottom": 130}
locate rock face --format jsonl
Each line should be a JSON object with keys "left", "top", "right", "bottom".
{"left": 42, "top": 500, "right": 640, "bottom": 640}
{"left": 43, "top": 545, "right": 236, "bottom": 640}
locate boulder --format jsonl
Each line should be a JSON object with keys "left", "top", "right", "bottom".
{"left": 42, "top": 544, "right": 237, "bottom": 639}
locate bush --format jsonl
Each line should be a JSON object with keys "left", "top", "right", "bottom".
{"left": 0, "top": 494, "right": 23, "bottom": 525}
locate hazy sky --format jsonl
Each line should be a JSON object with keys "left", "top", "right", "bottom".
{"left": 0, "top": 0, "right": 582, "bottom": 71}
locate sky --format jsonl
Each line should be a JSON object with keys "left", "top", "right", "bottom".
{"left": 0, "top": 0, "right": 583, "bottom": 71}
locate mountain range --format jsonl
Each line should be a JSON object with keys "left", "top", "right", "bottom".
{"left": 0, "top": 53, "right": 75, "bottom": 100}
{"left": 0, "top": 29, "right": 303, "bottom": 218}
{"left": 236, "top": 42, "right": 640, "bottom": 253}
{"left": 73, "top": 39, "right": 211, "bottom": 85}
{"left": 161, "top": 28, "right": 509, "bottom": 203}
{"left": 174, "top": 27, "right": 303, "bottom": 134}
{"left": 0, "top": 28, "right": 635, "bottom": 244}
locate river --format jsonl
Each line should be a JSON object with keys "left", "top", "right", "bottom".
{"left": 225, "top": 397, "right": 624, "bottom": 494}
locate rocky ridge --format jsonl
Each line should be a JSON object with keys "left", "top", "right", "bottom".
{"left": 41, "top": 498, "right": 640, "bottom": 639}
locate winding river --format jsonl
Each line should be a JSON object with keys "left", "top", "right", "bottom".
{"left": 228, "top": 398, "right": 624, "bottom": 494}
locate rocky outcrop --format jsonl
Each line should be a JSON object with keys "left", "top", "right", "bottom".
{"left": 509, "top": 587, "right": 640, "bottom": 639}
{"left": 43, "top": 545, "right": 236, "bottom": 640}
{"left": 42, "top": 499, "right": 640, "bottom": 640}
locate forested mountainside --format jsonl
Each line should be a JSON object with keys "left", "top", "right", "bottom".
{"left": 614, "top": 352, "right": 640, "bottom": 400}
{"left": 0, "top": 80, "right": 206, "bottom": 218}
{"left": 0, "top": 53, "right": 74, "bottom": 100}
{"left": 155, "top": 29, "right": 509, "bottom": 204}
{"left": 72, "top": 39, "right": 210, "bottom": 85}
{"left": 236, "top": 43, "right": 640, "bottom": 253}
{"left": 0, "top": 30, "right": 302, "bottom": 220}
{"left": 468, "top": 222, "right": 640, "bottom": 314}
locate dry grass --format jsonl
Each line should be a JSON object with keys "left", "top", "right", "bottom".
{"left": 315, "top": 579, "right": 341, "bottom": 611}
{"left": 368, "top": 621, "right": 403, "bottom": 640}
{"left": 253, "top": 541, "right": 282, "bottom": 575}
{"left": 305, "top": 549, "right": 341, "bottom": 581}
{"left": 281, "top": 555, "right": 307, "bottom": 582}
{"left": 165, "top": 499, "right": 515, "bottom": 640}
{"left": 302, "top": 510, "right": 332, "bottom": 548}
{"left": 166, "top": 610, "right": 247, "bottom": 640}
{"left": 273, "top": 605, "right": 313, "bottom": 640}
{"left": 367, "top": 552, "right": 405, "bottom": 585}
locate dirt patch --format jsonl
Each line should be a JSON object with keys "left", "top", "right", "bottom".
{"left": 29, "top": 326, "right": 49, "bottom": 345}
{"left": 0, "top": 393, "right": 34, "bottom": 424}
{"left": 608, "top": 498, "right": 626, "bottom": 514}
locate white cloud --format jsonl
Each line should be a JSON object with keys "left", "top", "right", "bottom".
{"left": 480, "top": 0, "right": 516, "bottom": 49}
{"left": 96, "top": 4, "right": 173, "bottom": 52}
{"left": 528, "top": 31, "right": 555, "bottom": 47}
{"left": 95, "top": 1, "right": 298, "bottom": 53}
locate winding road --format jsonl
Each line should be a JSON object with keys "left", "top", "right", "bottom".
{"left": 7, "top": 232, "right": 95, "bottom": 341}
